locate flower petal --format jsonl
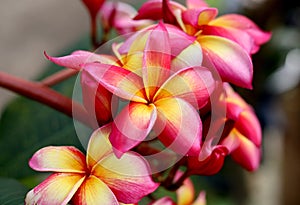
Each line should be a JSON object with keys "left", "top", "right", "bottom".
{"left": 201, "top": 25, "right": 254, "bottom": 54}
{"left": 29, "top": 146, "right": 86, "bottom": 173}
{"left": 176, "top": 173, "right": 195, "bottom": 205}
{"left": 187, "top": 145, "right": 228, "bottom": 175}
{"left": 92, "top": 152, "right": 159, "bottom": 204}
{"left": 192, "top": 191, "right": 207, "bottom": 205}
{"left": 72, "top": 176, "right": 119, "bottom": 205}
{"left": 154, "top": 66, "right": 215, "bottom": 109}
{"left": 235, "top": 110, "right": 262, "bottom": 146}
{"left": 45, "top": 50, "right": 118, "bottom": 70}
{"left": 83, "top": 63, "right": 147, "bottom": 102}
{"left": 210, "top": 14, "right": 271, "bottom": 53}
{"left": 198, "top": 35, "right": 253, "bottom": 88}
{"left": 134, "top": 0, "right": 185, "bottom": 21}
{"left": 170, "top": 40, "right": 203, "bottom": 72}
{"left": 82, "top": 0, "right": 105, "bottom": 19}
{"left": 222, "top": 129, "right": 260, "bottom": 171}
{"left": 186, "top": 0, "right": 209, "bottom": 8}
{"left": 150, "top": 197, "right": 175, "bottom": 205}
{"left": 182, "top": 7, "right": 218, "bottom": 27}
{"left": 165, "top": 24, "right": 198, "bottom": 58}
{"left": 86, "top": 124, "right": 113, "bottom": 169}
{"left": 143, "top": 22, "right": 171, "bottom": 99}
{"left": 101, "top": 1, "right": 152, "bottom": 35}
{"left": 109, "top": 102, "right": 157, "bottom": 157}
{"left": 25, "top": 173, "right": 85, "bottom": 205}
{"left": 155, "top": 97, "right": 202, "bottom": 156}
{"left": 81, "top": 70, "right": 113, "bottom": 126}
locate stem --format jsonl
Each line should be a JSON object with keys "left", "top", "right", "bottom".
{"left": 41, "top": 69, "right": 78, "bottom": 87}
{"left": 91, "top": 17, "right": 98, "bottom": 49}
{"left": 162, "top": 157, "right": 187, "bottom": 190}
{"left": 0, "top": 71, "right": 93, "bottom": 128}
{"left": 166, "top": 170, "right": 190, "bottom": 191}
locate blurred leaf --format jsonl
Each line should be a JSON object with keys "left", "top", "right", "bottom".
{"left": 0, "top": 178, "right": 29, "bottom": 205}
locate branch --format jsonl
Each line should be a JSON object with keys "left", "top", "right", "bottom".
{"left": 0, "top": 71, "right": 93, "bottom": 128}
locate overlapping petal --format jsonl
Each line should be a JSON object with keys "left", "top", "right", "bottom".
{"left": 200, "top": 25, "right": 254, "bottom": 54}
{"left": 25, "top": 173, "right": 85, "bottom": 205}
{"left": 210, "top": 14, "right": 272, "bottom": 53}
{"left": 187, "top": 145, "right": 228, "bottom": 175}
{"left": 221, "top": 129, "right": 260, "bottom": 171}
{"left": 92, "top": 152, "right": 159, "bottom": 203}
{"left": 86, "top": 124, "right": 113, "bottom": 169}
{"left": 143, "top": 22, "right": 171, "bottom": 99}
{"left": 45, "top": 50, "right": 118, "bottom": 70}
{"left": 155, "top": 97, "right": 202, "bottom": 156}
{"left": 154, "top": 66, "right": 215, "bottom": 108}
{"left": 29, "top": 146, "right": 86, "bottom": 173}
{"left": 182, "top": 7, "right": 218, "bottom": 27}
{"left": 72, "top": 176, "right": 119, "bottom": 205}
{"left": 198, "top": 35, "right": 253, "bottom": 88}
{"left": 110, "top": 102, "right": 157, "bottom": 156}
{"left": 134, "top": 0, "right": 185, "bottom": 21}
{"left": 83, "top": 63, "right": 147, "bottom": 102}
{"left": 100, "top": 1, "right": 153, "bottom": 35}
{"left": 170, "top": 41, "right": 202, "bottom": 72}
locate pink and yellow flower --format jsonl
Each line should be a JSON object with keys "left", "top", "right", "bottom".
{"left": 25, "top": 124, "right": 158, "bottom": 205}
{"left": 81, "top": 22, "right": 217, "bottom": 157}
{"left": 220, "top": 83, "right": 262, "bottom": 171}
{"left": 134, "top": 0, "right": 271, "bottom": 88}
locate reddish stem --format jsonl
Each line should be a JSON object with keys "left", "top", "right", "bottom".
{"left": 0, "top": 71, "right": 93, "bottom": 128}
{"left": 41, "top": 69, "right": 79, "bottom": 87}
{"left": 91, "top": 17, "right": 98, "bottom": 49}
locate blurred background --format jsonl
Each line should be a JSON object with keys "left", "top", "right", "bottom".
{"left": 0, "top": 0, "right": 299, "bottom": 204}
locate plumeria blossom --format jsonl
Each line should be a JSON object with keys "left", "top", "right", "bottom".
{"left": 134, "top": 0, "right": 271, "bottom": 88}
{"left": 81, "top": 22, "right": 217, "bottom": 157}
{"left": 25, "top": 124, "right": 158, "bottom": 205}
{"left": 150, "top": 172, "right": 206, "bottom": 205}
{"left": 100, "top": 1, "right": 153, "bottom": 35}
{"left": 219, "top": 83, "right": 262, "bottom": 171}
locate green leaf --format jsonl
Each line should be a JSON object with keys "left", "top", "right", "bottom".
{"left": 0, "top": 178, "right": 29, "bottom": 205}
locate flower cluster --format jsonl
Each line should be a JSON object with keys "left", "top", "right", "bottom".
{"left": 25, "top": 0, "right": 270, "bottom": 204}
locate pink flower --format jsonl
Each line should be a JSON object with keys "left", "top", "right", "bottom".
{"left": 82, "top": 22, "right": 216, "bottom": 157}
{"left": 150, "top": 172, "right": 206, "bottom": 205}
{"left": 25, "top": 124, "right": 158, "bottom": 205}
{"left": 220, "top": 83, "right": 262, "bottom": 171}
{"left": 100, "top": 1, "right": 153, "bottom": 35}
{"left": 134, "top": 0, "right": 271, "bottom": 88}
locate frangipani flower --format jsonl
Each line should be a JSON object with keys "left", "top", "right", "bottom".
{"left": 82, "top": 22, "right": 216, "bottom": 157}
{"left": 134, "top": 0, "right": 271, "bottom": 88}
{"left": 100, "top": 1, "right": 153, "bottom": 35}
{"left": 220, "top": 83, "right": 262, "bottom": 171}
{"left": 150, "top": 172, "right": 206, "bottom": 205}
{"left": 25, "top": 124, "right": 158, "bottom": 205}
